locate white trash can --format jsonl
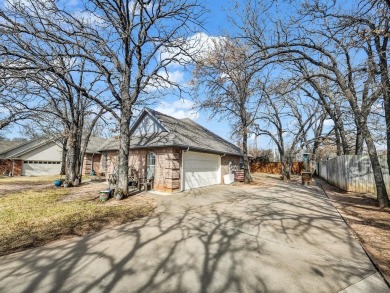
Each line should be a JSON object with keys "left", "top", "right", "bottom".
{"left": 223, "top": 174, "right": 235, "bottom": 184}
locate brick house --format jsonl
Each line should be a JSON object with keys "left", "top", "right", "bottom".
{"left": 0, "top": 137, "right": 106, "bottom": 176}
{"left": 99, "top": 108, "right": 242, "bottom": 192}
{"left": 0, "top": 140, "right": 25, "bottom": 176}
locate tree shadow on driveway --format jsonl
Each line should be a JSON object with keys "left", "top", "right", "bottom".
{"left": 0, "top": 182, "right": 386, "bottom": 293}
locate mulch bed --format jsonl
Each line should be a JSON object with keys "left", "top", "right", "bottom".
{"left": 315, "top": 177, "right": 390, "bottom": 285}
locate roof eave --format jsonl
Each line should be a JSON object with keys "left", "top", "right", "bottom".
{"left": 99, "top": 144, "right": 242, "bottom": 157}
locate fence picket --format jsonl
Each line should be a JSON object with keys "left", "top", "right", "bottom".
{"left": 318, "top": 155, "right": 388, "bottom": 194}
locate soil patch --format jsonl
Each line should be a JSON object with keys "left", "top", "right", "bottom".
{"left": 0, "top": 183, "right": 52, "bottom": 196}
{"left": 315, "top": 176, "right": 390, "bottom": 284}
{"left": 233, "top": 173, "right": 281, "bottom": 188}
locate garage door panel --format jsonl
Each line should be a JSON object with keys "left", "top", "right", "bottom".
{"left": 183, "top": 152, "right": 220, "bottom": 190}
{"left": 22, "top": 161, "right": 61, "bottom": 176}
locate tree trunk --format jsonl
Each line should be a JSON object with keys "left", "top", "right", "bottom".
{"left": 242, "top": 127, "right": 252, "bottom": 183}
{"left": 65, "top": 127, "right": 82, "bottom": 185}
{"left": 60, "top": 138, "right": 67, "bottom": 176}
{"left": 334, "top": 117, "right": 351, "bottom": 155}
{"left": 66, "top": 137, "right": 77, "bottom": 185}
{"left": 355, "top": 126, "right": 364, "bottom": 155}
{"left": 116, "top": 109, "right": 131, "bottom": 195}
{"left": 280, "top": 153, "right": 290, "bottom": 180}
{"left": 378, "top": 57, "right": 390, "bottom": 194}
{"left": 363, "top": 123, "right": 389, "bottom": 207}
{"left": 335, "top": 126, "right": 342, "bottom": 156}
{"left": 373, "top": 28, "right": 390, "bottom": 195}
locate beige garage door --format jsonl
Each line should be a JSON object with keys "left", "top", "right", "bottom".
{"left": 183, "top": 151, "right": 221, "bottom": 190}
{"left": 22, "top": 161, "right": 61, "bottom": 176}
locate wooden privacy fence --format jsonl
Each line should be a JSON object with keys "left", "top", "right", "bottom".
{"left": 317, "top": 155, "right": 390, "bottom": 193}
{"left": 250, "top": 162, "right": 304, "bottom": 175}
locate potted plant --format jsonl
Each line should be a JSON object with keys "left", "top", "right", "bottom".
{"left": 54, "top": 179, "right": 62, "bottom": 187}
{"left": 114, "top": 188, "right": 124, "bottom": 200}
{"left": 99, "top": 190, "right": 110, "bottom": 202}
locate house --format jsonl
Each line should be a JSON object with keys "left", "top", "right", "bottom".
{"left": 0, "top": 137, "right": 106, "bottom": 176}
{"left": 0, "top": 139, "right": 28, "bottom": 176}
{"left": 99, "top": 108, "right": 242, "bottom": 192}
{"left": 1, "top": 109, "right": 243, "bottom": 192}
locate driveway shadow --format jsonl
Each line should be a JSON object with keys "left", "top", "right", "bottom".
{"left": 0, "top": 181, "right": 386, "bottom": 293}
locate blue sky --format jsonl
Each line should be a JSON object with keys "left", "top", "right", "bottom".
{"left": 2, "top": 0, "right": 330, "bottom": 152}
{"left": 3, "top": 0, "right": 255, "bottom": 145}
{"left": 149, "top": 1, "right": 249, "bottom": 146}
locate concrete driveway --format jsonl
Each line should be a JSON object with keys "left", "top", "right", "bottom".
{"left": 0, "top": 177, "right": 389, "bottom": 293}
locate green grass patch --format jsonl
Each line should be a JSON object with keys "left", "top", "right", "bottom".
{"left": 0, "top": 188, "right": 156, "bottom": 255}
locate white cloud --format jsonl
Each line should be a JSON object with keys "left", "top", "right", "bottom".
{"left": 323, "top": 119, "right": 334, "bottom": 127}
{"left": 154, "top": 99, "right": 198, "bottom": 120}
{"left": 160, "top": 32, "right": 225, "bottom": 67}
{"left": 144, "top": 69, "right": 185, "bottom": 92}
{"left": 72, "top": 10, "right": 104, "bottom": 26}
{"left": 128, "top": 1, "right": 153, "bottom": 15}
{"left": 159, "top": 70, "right": 184, "bottom": 84}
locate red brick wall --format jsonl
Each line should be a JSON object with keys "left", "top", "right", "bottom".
{"left": 221, "top": 155, "right": 241, "bottom": 180}
{"left": 104, "top": 148, "right": 182, "bottom": 192}
{"left": 250, "top": 162, "right": 304, "bottom": 175}
{"left": 128, "top": 148, "right": 182, "bottom": 192}
{"left": 0, "top": 159, "right": 11, "bottom": 175}
{"left": 104, "top": 151, "right": 119, "bottom": 175}
{"left": 103, "top": 149, "right": 242, "bottom": 192}
{"left": 0, "top": 159, "right": 22, "bottom": 176}
{"left": 83, "top": 153, "right": 102, "bottom": 175}
{"left": 13, "top": 160, "right": 22, "bottom": 176}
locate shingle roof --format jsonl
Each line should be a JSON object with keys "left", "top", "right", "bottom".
{"left": 0, "top": 140, "right": 28, "bottom": 155}
{"left": 99, "top": 108, "right": 242, "bottom": 156}
{"left": 86, "top": 137, "right": 107, "bottom": 153}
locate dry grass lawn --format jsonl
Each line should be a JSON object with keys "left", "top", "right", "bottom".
{"left": 0, "top": 175, "right": 60, "bottom": 185}
{"left": 0, "top": 186, "right": 156, "bottom": 256}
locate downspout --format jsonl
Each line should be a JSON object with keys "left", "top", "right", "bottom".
{"left": 91, "top": 153, "right": 94, "bottom": 174}
{"left": 181, "top": 147, "right": 190, "bottom": 191}
{"left": 219, "top": 153, "right": 226, "bottom": 184}
{"left": 11, "top": 159, "right": 14, "bottom": 176}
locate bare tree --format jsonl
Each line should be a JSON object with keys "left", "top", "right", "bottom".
{"left": 254, "top": 84, "right": 322, "bottom": 180}
{"left": 192, "top": 38, "right": 268, "bottom": 183}
{"left": 0, "top": 81, "right": 32, "bottom": 130}
{"left": 0, "top": 1, "right": 109, "bottom": 184}
{"left": 57, "top": 0, "right": 205, "bottom": 195}
{"left": 240, "top": 0, "right": 389, "bottom": 207}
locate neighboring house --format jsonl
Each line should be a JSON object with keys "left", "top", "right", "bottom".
{"left": 99, "top": 108, "right": 242, "bottom": 192}
{"left": 0, "top": 140, "right": 28, "bottom": 176}
{"left": 0, "top": 137, "right": 106, "bottom": 176}
{"left": 0, "top": 138, "right": 62, "bottom": 176}
{"left": 82, "top": 137, "right": 107, "bottom": 175}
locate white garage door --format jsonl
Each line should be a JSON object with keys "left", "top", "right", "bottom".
{"left": 22, "top": 161, "right": 61, "bottom": 176}
{"left": 183, "top": 151, "right": 221, "bottom": 190}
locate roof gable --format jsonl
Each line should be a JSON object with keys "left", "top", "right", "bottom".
{"left": 97, "top": 108, "right": 242, "bottom": 156}
{"left": 1, "top": 138, "right": 46, "bottom": 158}
{"left": 130, "top": 109, "right": 168, "bottom": 136}
{"left": 0, "top": 140, "right": 27, "bottom": 155}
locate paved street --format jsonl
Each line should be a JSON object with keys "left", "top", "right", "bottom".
{"left": 0, "top": 178, "right": 388, "bottom": 292}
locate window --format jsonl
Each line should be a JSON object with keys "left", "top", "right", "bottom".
{"left": 146, "top": 152, "right": 156, "bottom": 179}
{"left": 102, "top": 153, "right": 108, "bottom": 171}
